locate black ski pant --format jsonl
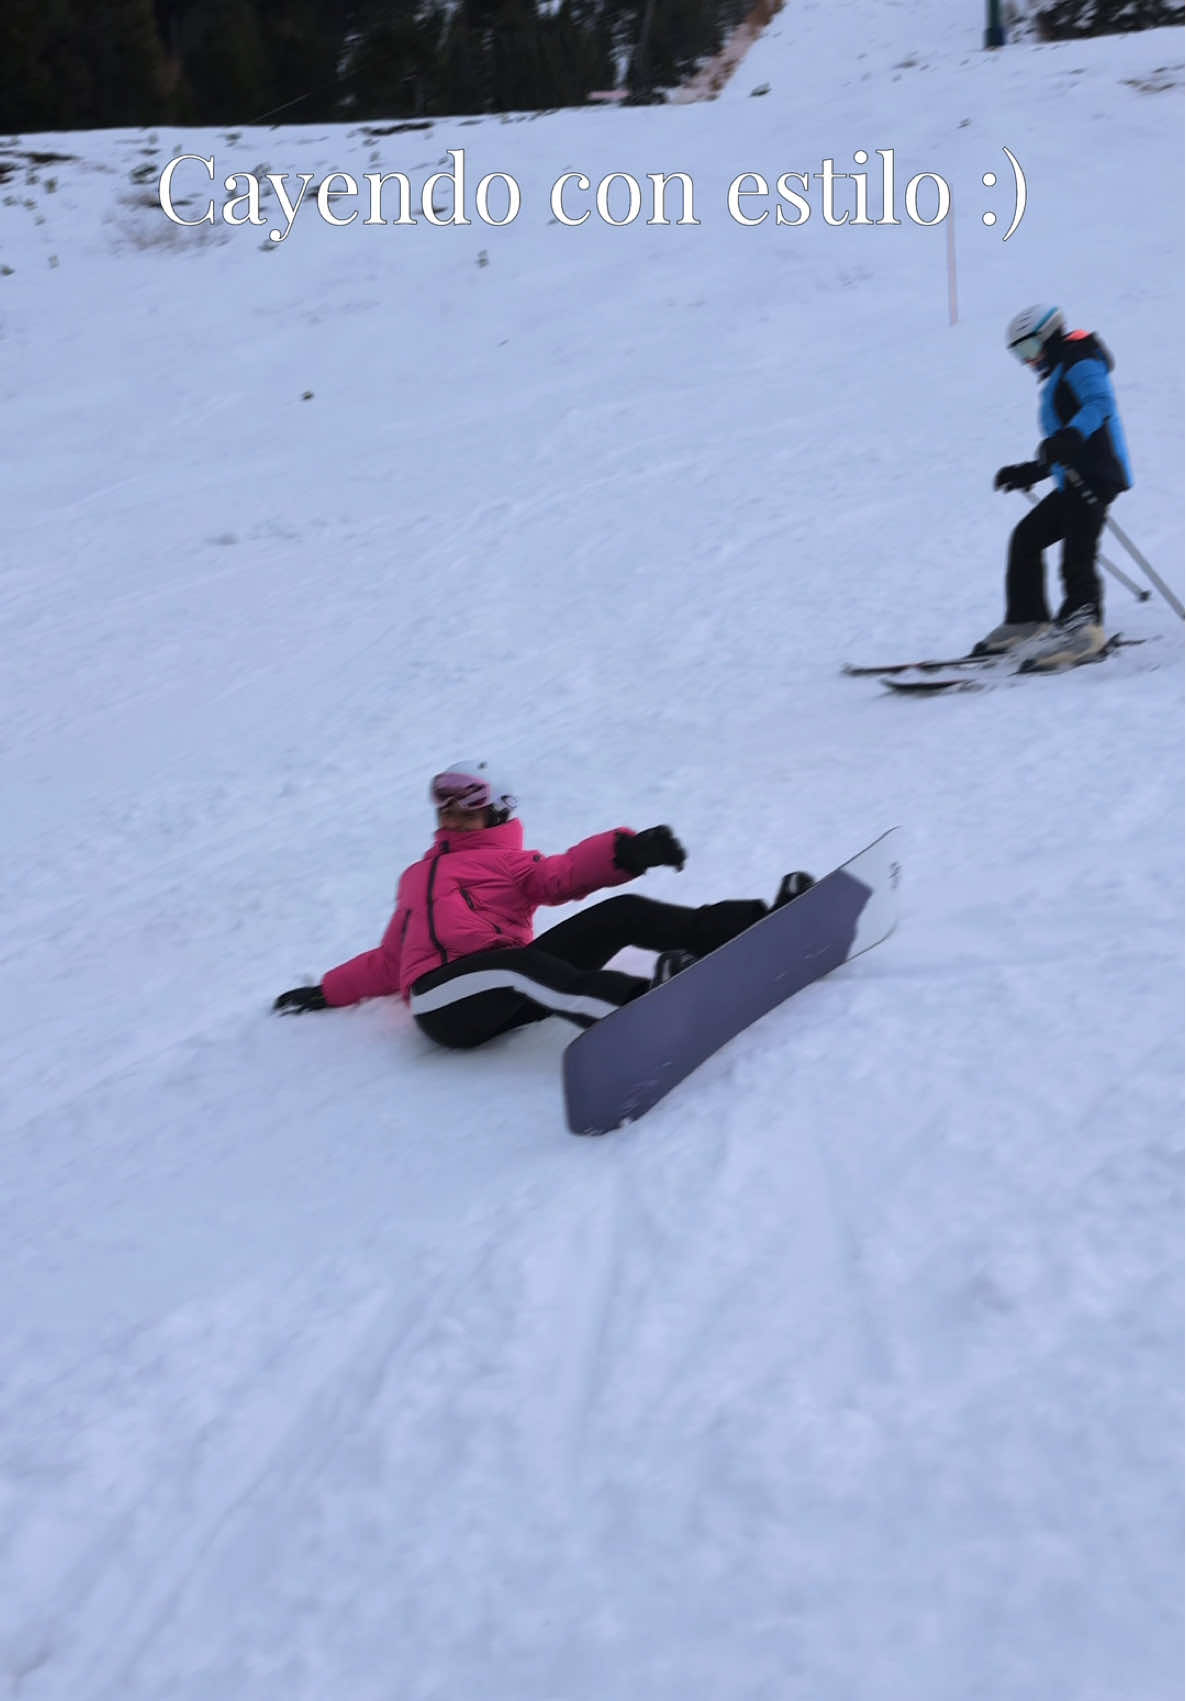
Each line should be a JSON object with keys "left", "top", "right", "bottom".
{"left": 1005, "top": 486, "right": 1106, "bottom": 625}
{"left": 409, "top": 892, "right": 768, "bottom": 1050}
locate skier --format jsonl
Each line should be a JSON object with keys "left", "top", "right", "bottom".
{"left": 273, "top": 762, "right": 815, "bottom": 1050}
{"left": 977, "top": 304, "right": 1133, "bottom": 670}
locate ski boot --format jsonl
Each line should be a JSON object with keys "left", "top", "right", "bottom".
{"left": 970, "top": 620, "right": 1051, "bottom": 657}
{"left": 773, "top": 872, "right": 815, "bottom": 909}
{"left": 651, "top": 950, "right": 697, "bottom": 988}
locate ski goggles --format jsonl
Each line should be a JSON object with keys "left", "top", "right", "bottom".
{"left": 430, "top": 770, "right": 496, "bottom": 811}
{"left": 1008, "top": 331, "right": 1049, "bottom": 365}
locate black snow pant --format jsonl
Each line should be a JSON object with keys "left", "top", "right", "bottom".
{"left": 409, "top": 892, "right": 768, "bottom": 1050}
{"left": 1005, "top": 486, "right": 1107, "bottom": 625}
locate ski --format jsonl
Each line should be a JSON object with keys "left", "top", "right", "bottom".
{"left": 842, "top": 653, "right": 996, "bottom": 677}
{"left": 845, "top": 635, "right": 1145, "bottom": 679}
{"left": 563, "top": 829, "right": 900, "bottom": 1135}
{"left": 882, "top": 673, "right": 990, "bottom": 695}
{"left": 881, "top": 633, "right": 1139, "bottom": 694}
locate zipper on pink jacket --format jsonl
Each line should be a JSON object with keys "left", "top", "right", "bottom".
{"left": 425, "top": 847, "right": 448, "bottom": 965}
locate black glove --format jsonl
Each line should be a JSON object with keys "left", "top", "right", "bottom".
{"left": 613, "top": 825, "right": 687, "bottom": 875}
{"left": 273, "top": 984, "right": 328, "bottom": 1013}
{"left": 994, "top": 461, "right": 1044, "bottom": 493}
{"left": 1038, "top": 428, "right": 1080, "bottom": 471}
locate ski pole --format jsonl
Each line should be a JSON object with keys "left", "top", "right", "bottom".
{"left": 1022, "top": 486, "right": 1150, "bottom": 605}
{"left": 1063, "top": 466, "right": 1184, "bottom": 620}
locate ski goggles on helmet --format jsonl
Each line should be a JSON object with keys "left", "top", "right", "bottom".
{"left": 431, "top": 770, "right": 493, "bottom": 811}
{"left": 1008, "top": 330, "right": 1049, "bottom": 365}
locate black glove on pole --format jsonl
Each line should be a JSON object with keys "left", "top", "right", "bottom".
{"left": 993, "top": 462, "right": 1044, "bottom": 493}
{"left": 613, "top": 826, "right": 687, "bottom": 875}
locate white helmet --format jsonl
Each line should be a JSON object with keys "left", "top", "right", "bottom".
{"left": 429, "top": 760, "right": 518, "bottom": 823}
{"left": 1006, "top": 304, "right": 1064, "bottom": 367}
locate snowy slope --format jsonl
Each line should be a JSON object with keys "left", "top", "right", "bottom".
{"left": 1, "top": 5, "right": 1183, "bottom": 1697}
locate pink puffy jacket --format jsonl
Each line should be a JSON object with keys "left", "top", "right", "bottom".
{"left": 321, "top": 819, "right": 638, "bottom": 1006}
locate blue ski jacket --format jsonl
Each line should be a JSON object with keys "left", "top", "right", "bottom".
{"left": 1038, "top": 330, "right": 1132, "bottom": 501}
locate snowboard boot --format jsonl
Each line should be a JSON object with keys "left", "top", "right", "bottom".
{"left": 971, "top": 619, "right": 1051, "bottom": 657}
{"left": 1017, "top": 607, "right": 1105, "bottom": 672}
{"left": 651, "top": 949, "right": 697, "bottom": 988}
{"left": 773, "top": 871, "right": 815, "bottom": 909}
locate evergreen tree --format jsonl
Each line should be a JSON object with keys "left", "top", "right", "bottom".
{"left": 0, "top": 0, "right": 170, "bottom": 131}
{"left": 1033, "top": 0, "right": 1183, "bottom": 32}
{"left": 0, "top": 0, "right": 75, "bottom": 132}
{"left": 256, "top": 0, "right": 350, "bottom": 122}
{"left": 434, "top": 17, "right": 488, "bottom": 115}
{"left": 346, "top": 2, "right": 448, "bottom": 118}
{"left": 181, "top": 0, "right": 272, "bottom": 123}
{"left": 90, "top": 0, "right": 173, "bottom": 125}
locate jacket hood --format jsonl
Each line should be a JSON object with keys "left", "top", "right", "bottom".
{"left": 1054, "top": 329, "right": 1114, "bottom": 372}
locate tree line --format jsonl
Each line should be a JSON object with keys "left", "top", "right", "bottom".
{"left": 1, "top": 0, "right": 1179, "bottom": 136}
{"left": 0, "top": 0, "right": 752, "bottom": 134}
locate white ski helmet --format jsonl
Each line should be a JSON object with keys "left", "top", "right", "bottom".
{"left": 1006, "top": 304, "right": 1064, "bottom": 366}
{"left": 429, "top": 760, "right": 518, "bottom": 823}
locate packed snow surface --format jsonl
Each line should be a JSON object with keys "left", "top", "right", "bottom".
{"left": 1, "top": 5, "right": 1182, "bottom": 1697}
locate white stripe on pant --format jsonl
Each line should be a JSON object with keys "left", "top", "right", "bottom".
{"left": 410, "top": 966, "right": 622, "bottom": 1023}
{"left": 406, "top": 893, "right": 769, "bottom": 1050}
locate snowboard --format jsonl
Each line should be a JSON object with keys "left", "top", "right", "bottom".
{"left": 563, "top": 828, "right": 901, "bottom": 1135}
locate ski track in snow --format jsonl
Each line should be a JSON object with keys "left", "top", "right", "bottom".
{"left": 1, "top": 9, "right": 1183, "bottom": 1699}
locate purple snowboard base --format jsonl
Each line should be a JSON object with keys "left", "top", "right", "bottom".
{"left": 562, "top": 828, "right": 901, "bottom": 1135}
